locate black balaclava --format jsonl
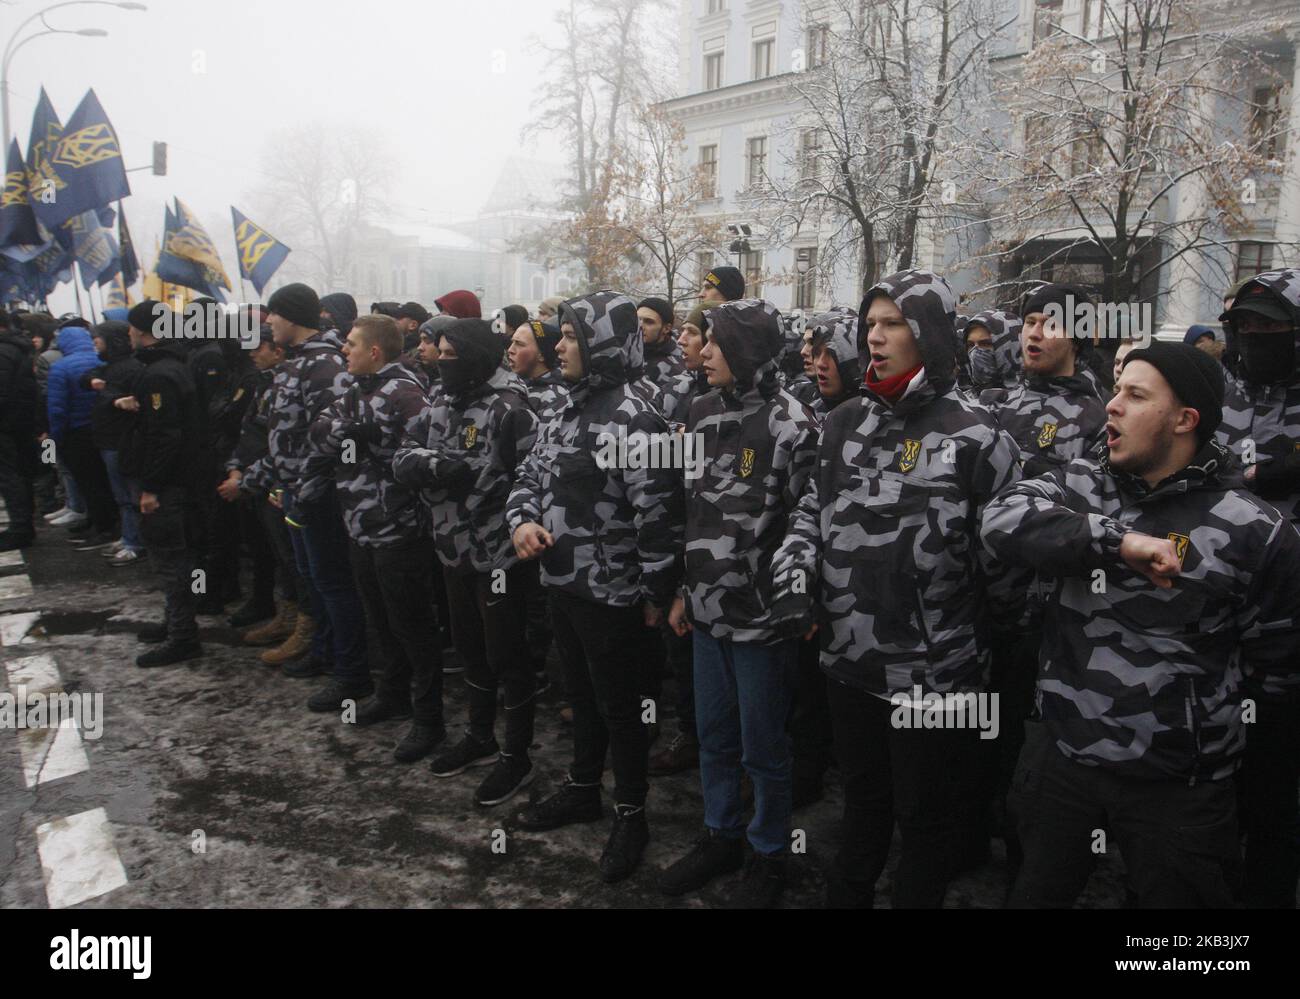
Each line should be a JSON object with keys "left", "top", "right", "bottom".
{"left": 438, "top": 319, "right": 503, "bottom": 396}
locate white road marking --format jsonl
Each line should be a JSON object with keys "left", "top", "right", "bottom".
{"left": 5, "top": 651, "right": 61, "bottom": 690}
{"left": 0, "top": 611, "right": 40, "bottom": 646}
{"left": 0, "top": 574, "right": 33, "bottom": 600}
{"left": 36, "top": 808, "right": 128, "bottom": 908}
{"left": 5, "top": 654, "right": 91, "bottom": 787}
{"left": 0, "top": 550, "right": 25, "bottom": 568}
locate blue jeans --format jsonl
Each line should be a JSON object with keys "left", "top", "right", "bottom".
{"left": 58, "top": 459, "right": 85, "bottom": 514}
{"left": 693, "top": 630, "right": 798, "bottom": 856}
{"left": 285, "top": 485, "right": 367, "bottom": 684}
{"left": 99, "top": 449, "right": 141, "bottom": 551}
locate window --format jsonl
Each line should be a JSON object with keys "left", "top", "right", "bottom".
{"left": 799, "top": 128, "right": 823, "bottom": 182}
{"left": 806, "top": 23, "right": 828, "bottom": 68}
{"left": 704, "top": 51, "right": 724, "bottom": 90}
{"left": 557, "top": 275, "right": 572, "bottom": 294}
{"left": 1250, "top": 86, "right": 1282, "bottom": 160}
{"left": 1235, "top": 242, "right": 1271, "bottom": 282}
{"left": 699, "top": 144, "right": 718, "bottom": 199}
{"left": 530, "top": 273, "right": 545, "bottom": 300}
{"left": 752, "top": 38, "right": 775, "bottom": 80}
{"left": 706, "top": 0, "right": 725, "bottom": 13}
{"left": 1070, "top": 131, "right": 1104, "bottom": 177}
{"left": 741, "top": 250, "right": 764, "bottom": 298}
{"left": 794, "top": 247, "right": 818, "bottom": 310}
{"left": 1034, "top": 0, "right": 1063, "bottom": 42}
{"left": 746, "top": 135, "right": 768, "bottom": 189}
{"left": 1083, "top": 0, "right": 1106, "bottom": 38}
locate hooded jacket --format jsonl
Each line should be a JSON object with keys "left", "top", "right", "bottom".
{"left": 981, "top": 440, "right": 1300, "bottom": 782}
{"left": 807, "top": 306, "right": 860, "bottom": 416}
{"left": 45, "top": 325, "right": 101, "bottom": 441}
{"left": 243, "top": 330, "right": 351, "bottom": 503}
{"left": 435, "top": 289, "right": 482, "bottom": 319}
{"left": 307, "top": 361, "right": 431, "bottom": 548}
{"left": 506, "top": 291, "right": 686, "bottom": 607}
{"left": 981, "top": 369, "right": 1107, "bottom": 478}
{"left": 683, "top": 299, "right": 820, "bottom": 642}
{"left": 84, "top": 322, "right": 143, "bottom": 451}
{"left": 643, "top": 332, "right": 685, "bottom": 397}
{"left": 523, "top": 367, "right": 570, "bottom": 427}
{"left": 118, "top": 338, "right": 201, "bottom": 494}
{"left": 320, "top": 293, "right": 358, "bottom": 337}
{"left": 394, "top": 320, "right": 536, "bottom": 572}
{"left": 0, "top": 324, "right": 37, "bottom": 438}
{"left": 965, "top": 311, "right": 1023, "bottom": 395}
{"left": 1215, "top": 267, "right": 1300, "bottom": 525}
{"left": 771, "top": 270, "right": 1022, "bottom": 697}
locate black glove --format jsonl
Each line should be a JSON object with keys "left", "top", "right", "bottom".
{"left": 1253, "top": 446, "right": 1300, "bottom": 500}
{"left": 767, "top": 589, "right": 814, "bottom": 640}
{"left": 432, "top": 457, "right": 475, "bottom": 500}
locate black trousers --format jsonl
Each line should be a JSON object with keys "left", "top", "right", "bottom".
{"left": 236, "top": 494, "right": 276, "bottom": 608}
{"left": 140, "top": 484, "right": 199, "bottom": 644}
{"left": 1238, "top": 685, "right": 1300, "bottom": 908}
{"left": 59, "top": 425, "right": 116, "bottom": 533}
{"left": 348, "top": 537, "right": 443, "bottom": 726}
{"left": 789, "top": 635, "right": 831, "bottom": 784}
{"left": 1008, "top": 720, "right": 1240, "bottom": 908}
{"left": 549, "top": 589, "right": 649, "bottom": 807}
{"left": 257, "top": 498, "right": 310, "bottom": 606}
{"left": 444, "top": 562, "right": 535, "bottom": 757}
{"left": 827, "top": 678, "right": 980, "bottom": 908}
{"left": 0, "top": 432, "right": 38, "bottom": 537}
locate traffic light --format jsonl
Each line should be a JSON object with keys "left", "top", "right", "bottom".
{"left": 152, "top": 141, "right": 167, "bottom": 176}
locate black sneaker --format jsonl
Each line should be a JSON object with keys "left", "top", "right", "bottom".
{"left": 0, "top": 530, "right": 35, "bottom": 551}
{"left": 71, "top": 530, "right": 117, "bottom": 551}
{"left": 228, "top": 600, "right": 275, "bottom": 629}
{"left": 658, "top": 829, "right": 744, "bottom": 896}
{"left": 394, "top": 722, "right": 445, "bottom": 763}
{"left": 512, "top": 777, "right": 603, "bottom": 831}
{"left": 599, "top": 804, "right": 649, "bottom": 884}
{"left": 137, "top": 622, "right": 169, "bottom": 644}
{"left": 354, "top": 696, "right": 413, "bottom": 727}
{"left": 429, "top": 732, "right": 500, "bottom": 777}
{"left": 66, "top": 521, "right": 94, "bottom": 538}
{"left": 282, "top": 657, "right": 330, "bottom": 679}
{"left": 307, "top": 679, "right": 375, "bottom": 713}
{"left": 729, "top": 852, "right": 787, "bottom": 909}
{"left": 475, "top": 752, "right": 534, "bottom": 806}
{"left": 136, "top": 640, "right": 202, "bottom": 668}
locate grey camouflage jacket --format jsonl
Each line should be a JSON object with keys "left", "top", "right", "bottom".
{"left": 506, "top": 291, "right": 686, "bottom": 608}
{"left": 523, "top": 369, "right": 569, "bottom": 426}
{"left": 981, "top": 372, "right": 1108, "bottom": 478}
{"left": 981, "top": 441, "right": 1300, "bottom": 782}
{"left": 771, "top": 270, "right": 1022, "bottom": 697}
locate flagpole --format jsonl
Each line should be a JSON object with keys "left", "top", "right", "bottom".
{"left": 71, "top": 263, "right": 87, "bottom": 319}
{"left": 239, "top": 277, "right": 250, "bottom": 303}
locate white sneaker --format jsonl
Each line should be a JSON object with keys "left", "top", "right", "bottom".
{"left": 100, "top": 539, "right": 127, "bottom": 557}
{"left": 43, "top": 506, "right": 72, "bottom": 523}
{"left": 108, "top": 548, "right": 145, "bottom": 566}
{"left": 49, "top": 510, "right": 87, "bottom": 527}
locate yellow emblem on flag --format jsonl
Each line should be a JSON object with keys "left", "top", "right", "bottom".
{"left": 739, "top": 448, "right": 755, "bottom": 478}
{"left": 1037, "top": 422, "right": 1058, "bottom": 449}
{"left": 52, "top": 123, "right": 120, "bottom": 170}
{"left": 463, "top": 424, "right": 478, "bottom": 449}
{"left": 151, "top": 393, "right": 162, "bottom": 411}
{"left": 899, "top": 438, "right": 922, "bottom": 473}
{"left": 1167, "top": 532, "right": 1190, "bottom": 566}
{"left": 235, "top": 218, "right": 275, "bottom": 274}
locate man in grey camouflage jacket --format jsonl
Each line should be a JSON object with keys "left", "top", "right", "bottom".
{"left": 245, "top": 283, "right": 371, "bottom": 712}
{"left": 966, "top": 310, "right": 1023, "bottom": 396}
{"left": 983, "top": 341, "right": 1300, "bottom": 908}
{"left": 771, "top": 269, "right": 1022, "bottom": 908}
{"left": 1215, "top": 267, "right": 1300, "bottom": 907}
{"left": 393, "top": 318, "right": 540, "bottom": 806}
{"left": 306, "top": 314, "right": 444, "bottom": 764}
{"left": 657, "top": 298, "right": 819, "bottom": 908}
{"left": 507, "top": 290, "right": 685, "bottom": 884}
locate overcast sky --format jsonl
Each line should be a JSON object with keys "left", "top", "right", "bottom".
{"left": 9, "top": 0, "right": 577, "bottom": 313}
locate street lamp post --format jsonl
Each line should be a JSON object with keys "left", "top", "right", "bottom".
{"left": 1, "top": 2, "right": 147, "bottom": 151}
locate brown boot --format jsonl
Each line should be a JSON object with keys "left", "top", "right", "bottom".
{"left": 260, "top": 611, "right": 314, "bottom": 665}
{"left": 243, "top": 601, "right": 297, "bottom": 646}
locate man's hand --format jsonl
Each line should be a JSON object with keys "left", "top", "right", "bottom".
{"left": 644, "top": 602, "right": 664, "bottom": 629}
{"left": 114, "top": 396, "right": 139, "bottom": 412}
{"left": 216, "top": 471, "right": 242, "bottom": 502}
{"left": 140, "top": 491, "right": 159, "bottom": 515}
{"left": 89, "top": 377, "right": 106, "bottom": 391}
{"left": 1119, "top": 532, "right": 1181, "bottom": 589}
{"left": 668, "top": 595, "right": 692, "bottom": 637}
{"left": 267, "top": 489, "right": 283, "bottom": 510}
{"left": 803, "top": 622, "right": 819, "bottom": 642}
{"left": 1244, "top": 464, "right": 1257, "bottom": 484}
{"left": 512, "top": 523, "right": 553, "bottom": 560}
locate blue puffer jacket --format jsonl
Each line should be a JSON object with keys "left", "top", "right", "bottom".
{"left": 46, "top": 325, "right": 101, "bottom": 441}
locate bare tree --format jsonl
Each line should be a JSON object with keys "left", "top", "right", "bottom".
{"left": 971, "top": 0, "right": 1292, "bottom": 308}
{"left": 246, "top": 124, "right": 395, "bottom": 291}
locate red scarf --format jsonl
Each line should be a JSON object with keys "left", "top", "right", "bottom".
{"left": 863, "top": 363, "right": 923, "bottom": 404}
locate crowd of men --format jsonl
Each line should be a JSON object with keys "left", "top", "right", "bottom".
{"left": 0, "top": 260, "right": 1296, "bottom": 909}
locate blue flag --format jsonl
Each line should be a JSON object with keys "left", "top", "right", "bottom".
{"left": 42, "top": 89, "right": 130, "bottom": 229}
{"left": 231, "top": 206, "right": 290, "bottom": 294}
{"left": 157, "top": 201, "right": 226, "bottom": 301}
{"left": 57, "top": 210, "right": 120, "bottom": 290}
{"left": 30, "top": 239, "right": 73, "bottom": 298}
{"left": 117, "top": 203, "right": 139, "bottom": 288}
{"left": 0, "top": 139, "right": 45, "bottom": 256}
{"left": 25, "top": 89, "right": 65, "bottom": 232}
{"left": 171, "top": 198, "right": 231, "bottom": 292}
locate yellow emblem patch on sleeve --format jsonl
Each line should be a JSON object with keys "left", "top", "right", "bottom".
{"left": 1037, "top": 422, "right": 1058, "bottom": 449}
{"left": 463, "top": 424, "right": 478, "bottom": 449}
{"left": 1167, "top": 532, "right": 1190, "bottom": 566}
{"left": 899, "top": 438, "right": 922, "bottom": 473}
{"left": 739, "top": 448, "right": 755, "bottom": 477}
{"left": 151, "top": 392, "right": 162, "bottom": 411}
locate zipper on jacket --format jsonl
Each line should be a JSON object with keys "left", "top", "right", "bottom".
{"left": 1183, "top": 675, "right": 1201, "bottom": 787}
{"left": 911, "top": 582, "right": 936, "bottom": 665}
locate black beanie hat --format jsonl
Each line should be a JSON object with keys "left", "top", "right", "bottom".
{"left": 497, "top": 305, "right": 529, "bottom": 337}
{"left": 527, "top": 319, "right": 561, "bottom": 370}
{"left": 704, "top": 266, "right": 745, "bottom": 302}
{"left": 1022, "top": 283, "right": 1093, "bottom": 349}
{"left": 128, "top": 300, "right": 169, "bottom": 337}
{"left": 1122, "top": 341, "right": 1225, "bottom": 445}
{"left": 397, "top": 301, "right": 431, "bottom": 324}
{"left": 638, "top": 297, "right": 674, "bottom": 326}
{"left": 267, "top": 283, "right": 320, "bottom": 330}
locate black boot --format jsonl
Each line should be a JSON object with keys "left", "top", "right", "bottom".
{"left": 137, "top": 622, "right": 169, "bottom": 644}
{"left": 0, "top": 530, "right": 35, "bottom": 551}
{"left": 394, "top": 722, "right": 445, "bottom": 763}
{"left": 599, "top": 804, "right": 649, "bottom": 884}
{"left": 658, "top": 829, "right": 744, "bottom": 895}
{"left": 728, "top": 851, "right": 787, "bottom": 909}
{"left": 136, "top": 640, "right": 202, "bottom": 668}
{"left": 228, "top": 599, "right": 275, "bottom": 629}
{"left": 307, "top": 679, "right": 375, "bottom": 713}
{"left": 354, "top": 696, "right": 413, "bottom": 727}
{"left": 512, "top": 776, "right": 603, "bottom": 831}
